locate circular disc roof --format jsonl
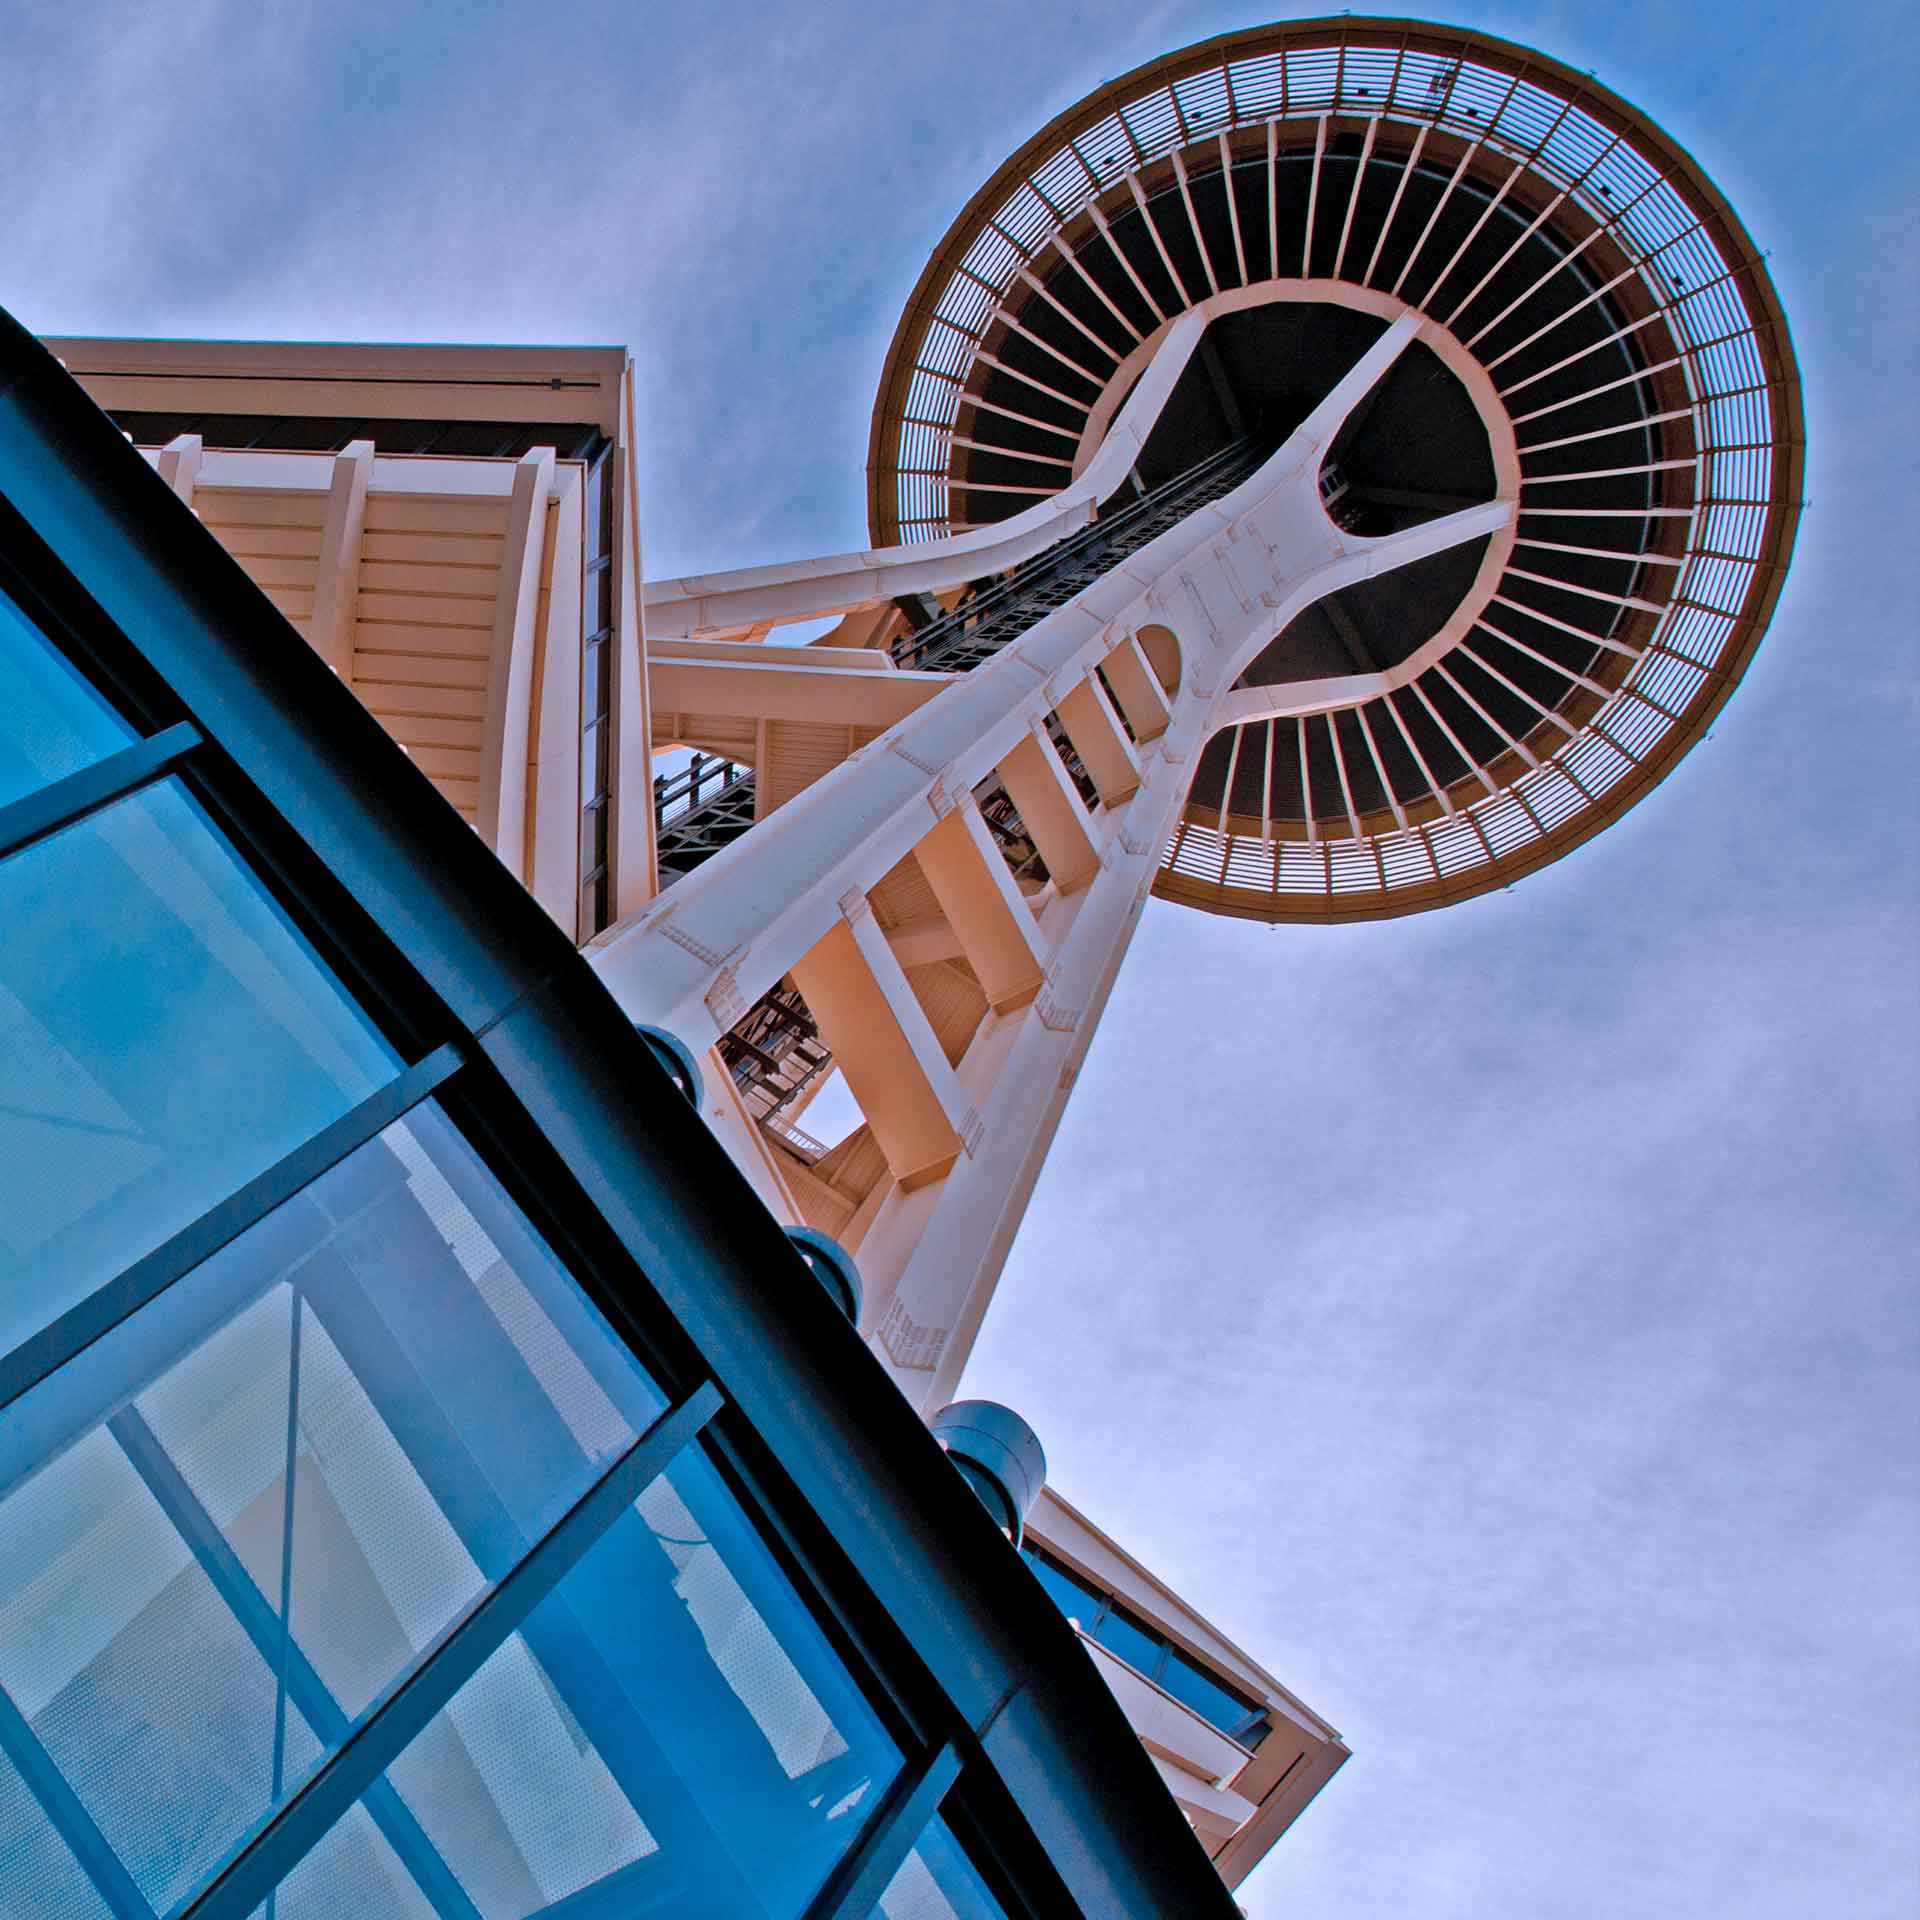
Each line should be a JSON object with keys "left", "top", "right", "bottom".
{"left": 866, "top": 18, "right": 1802, "bottom": 922}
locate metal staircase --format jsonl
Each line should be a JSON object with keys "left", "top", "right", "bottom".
{"left": 653, "top": 751, "right": 755, "bottom": 883}
{"left": 716, "top": 984, "right": 833, "bottom": 1120}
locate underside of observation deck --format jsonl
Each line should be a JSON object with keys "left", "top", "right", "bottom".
{"left": 867, "top": 18, "right": 1802, "bottom": 923}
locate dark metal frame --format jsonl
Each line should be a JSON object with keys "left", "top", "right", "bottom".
{"left": 0, "top": 308, "right": 1241, "bottom": 1920}
{"left": 653, "top": 754, "right": 758, "bottom": 879}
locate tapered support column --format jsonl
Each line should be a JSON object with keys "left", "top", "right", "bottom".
{"left": 479, "top": 446, "right": 556, "bottom": 880}
{"left": 790, "top": 898, "right": 974, "bottom": 1191}
{"left": 599, "top": 291, "right": 1513, "bottom": 1362}
{"left": 912, "top": 798, "right": 1048, "bottom": 1012}
{"left": 1055, "top": 675, "right": 1141, "bottom": 804}
{"left": 156, "top": 431, "right": 202, "bottom": 506}
{"left": 867, "top": 731, "right": 1196, "bottom": 1405}
{"left": 997, "top": 728, "right": 1100, "bottom": 892}
{"left": 311, "top": 439, "right": 373, "bottom": 684}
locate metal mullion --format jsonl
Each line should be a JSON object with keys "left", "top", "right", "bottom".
{"left": 174, "top": 1381, "right": 725, "bottom": 1920}
{"left": 810, "top": 1743, "right": 963, "bottom": 1920}
{"left": 992, "top": 307, "right": 1110, "bottom": 387}
{"left": 109, "top": 1405, "right": 482, "bottom": 1920}
{"left": 1332, "top": 114, "right": 1380, "bottom": 282}
{"left": 1448, "top": 128, "right": 1626, "bottom": 331}
{"left": 1459, "top": 640, "right": 1578, "bottom": 733}
{"left": 1491, "top": 590, "right": 1640, "bottom": 657}
{"left": 1126, "top": 173, "right": 1195, "bottom": 307}
{"left": 0, "top": 720, "right": 199, "bottom": 863}
{"left": 1016, "top": 268, "right": 1123, "bottom": 366}
{"left": 1302, "top": 114, "right": 1328, "bottom": 273}
{"left": 1169, "top": 153, "right": 1219, "bottom": 297}
{"left": 1088, "top": 203, "right": 1170, "bottom": 326}
{"left": 1215, "top": 725, "right": 1243, "bottom": 833}
{"left": 1391, "top": 87, "right": 1508, "bottom": 298}
{"left": 0, "top": 1041, "right": 463, "bottom": 1413}
{"left": 0, "top": 1681, "right": 156, "bottom": 1920}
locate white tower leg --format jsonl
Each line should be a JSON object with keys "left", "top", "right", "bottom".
{"left": 591, "top": 307, "right": 1509, "bottom": 1402}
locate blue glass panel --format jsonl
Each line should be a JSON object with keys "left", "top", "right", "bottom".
{"left": 369, "top": 1444, "right": 902, "bottom": 1919}
{"left": 0, "top": 583, "right": 134, "bottom": 812}
{"left": 871, "top": 1812, "right": 1008, "bottom": 1919}
{"left": 0, "top": 775, "right": 400, "bottom": 1351}
{"left": 1019, "top": 1546, "right": 1104, "bottom": 1631}
{"left": 1157, "top": 1649, "right": 1264, "bottom": 1744}
{"left": 0, "top": 1101, "right": 664, "bottom": 1917}
{"left": 1091, "top": 1603, "right": 1165, "bottom": 1682}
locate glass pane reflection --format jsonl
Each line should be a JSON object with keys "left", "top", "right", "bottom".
{"left": 0, "top": 776, "right": 399, "bottom": 1351}
{"left": 1158, "top": 1651, "right": 1265, "bottom": 1746}
{"left": 872, "top": 1813, "right": 1008, "bottom": 1920}
{"left": 1092, "top": 1604, "right": 1163, "bottom": 1680}
{"left": 376, "top": 1445, "right": 902, "bottom": 1919}
{"left": 0, "top": 583, "right": 134, "bottom": 813}
{"left": 1019, "top": 1547, "right": 1102, "bottom": 1630}
{"left": 0, "top": 1102, "right": 664, "bottom": 1916}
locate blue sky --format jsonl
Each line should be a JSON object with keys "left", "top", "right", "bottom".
{"left": 6, "top": 2, "right": 1914, "bottom": 1912}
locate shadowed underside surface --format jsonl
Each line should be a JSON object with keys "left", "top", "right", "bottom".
{"left": 867, "top": 18, "right": 1802, "bottom": 921}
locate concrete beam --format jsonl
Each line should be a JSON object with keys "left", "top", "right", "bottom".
{"left": 477, "top": 447, "right": 555, "bottom": 879}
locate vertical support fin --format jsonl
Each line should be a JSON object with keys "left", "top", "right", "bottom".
{"left": 1054, "top": 676, "right": 1142, "bottom": 805}
{"left": 478, "top": 447, "right": 556, "bottom": 878}
{"left": 311, "top": 439, "right": 372, "bottom": 684}
{"left": 1099, "top": 637, "right": 1172, "bottom": 742}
